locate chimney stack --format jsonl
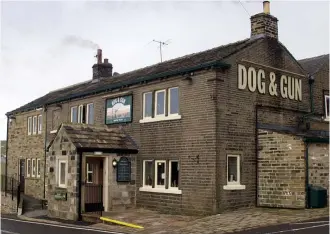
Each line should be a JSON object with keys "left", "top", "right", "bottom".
{"left": 92, "top": 49, "right": 113, "bottom": 80}
{"left": 250, "top": 1, "right": 278, "bottom": 39}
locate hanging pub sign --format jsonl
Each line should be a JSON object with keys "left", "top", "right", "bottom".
{"left": 237, "top": 64, "right": 302, "bottom": 101}
{"left": 106, "top": 95, "right": 133, "bottom": 124}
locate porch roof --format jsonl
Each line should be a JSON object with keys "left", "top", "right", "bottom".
{"left": 49, "top": 123, "right": 139, "bottom": 153}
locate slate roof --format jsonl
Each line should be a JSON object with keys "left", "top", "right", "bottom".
{"left": 7, "top": 37, "right": 264, "bottom": 116}
{"left": 48, "top": 123, "right": 138, "bottom": 153}
{"left": 298, "top": 54, "right": 329, "bottom": 75}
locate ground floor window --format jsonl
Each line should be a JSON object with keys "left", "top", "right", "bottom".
{"left": 58, "top": 160, "right": 67, "bottom": 188}
{"left": 32, "top": 159, "right": 36, "bottom": 177}
{"left": 26, "top": 159, "right": 31, "bottom": 177}
{"left": 140, "top": 159, "right": 181, "bottom": 194}
{"left": 224, "top": 155, "right": 246, "bottom": 190}
{"left": 37, "top": 159, "right": 41, "bottom": 178}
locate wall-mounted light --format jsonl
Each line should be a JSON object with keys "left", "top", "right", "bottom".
{"left": 112, "top": 158, "right": 118, "bottom": 168}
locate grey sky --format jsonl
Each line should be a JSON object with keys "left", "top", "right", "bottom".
{"left": 0, "top": 1, "right": 329, "bottom": 140}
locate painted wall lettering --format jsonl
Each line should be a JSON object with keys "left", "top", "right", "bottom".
{"left": 238, "top": 64, "right": 302, "bottom": 101}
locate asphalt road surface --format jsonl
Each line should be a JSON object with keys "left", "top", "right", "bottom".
{"left": 0, "top": 217, "right": 126, "bottom": 234}
{"left": 231, "top": 217, "right": 329, "bottom": 234}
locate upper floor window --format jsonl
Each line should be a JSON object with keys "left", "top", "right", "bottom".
{"left": 27, "top": 117, "right": 32, "bottom": 135}
{"left": 37, "top": 115, "right": 42, "bottom": 134}
{"left": 71, "top": 103, "right": 94, "bottom": 124}
{"left": 325, "top": 95, "right": 329, "bottom": 120}
{"left": 141, "top": 87, "right": 180, "bottom": 123}
{"left": 32, "top": 116, "right": 37, "bottom": 135}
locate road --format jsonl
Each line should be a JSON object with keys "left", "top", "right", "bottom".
{"left": 231, "top": 217, "right": 329, "bottom": 234}
{"left": 0, "top": 217, "right": 126, "bottom": 234}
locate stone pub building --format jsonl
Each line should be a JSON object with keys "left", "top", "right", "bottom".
{"left": 5, "top": 1, "right": 329, "bottom": 220}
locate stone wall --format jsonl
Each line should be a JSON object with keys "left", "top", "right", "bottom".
{"left": 257, "top": 130, "right": 306, "bottom": 208}
{"left": 47, "top": 128, "right": 79, "bottom": 221}
{"left": 308, "top": 143, "right": 329, "bottom": 194}
{"left": 1, "top": 192, "right": 17, "bottom": 214}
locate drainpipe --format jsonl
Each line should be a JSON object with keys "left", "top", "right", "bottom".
{"left": 43, "top": 105, "right": 48, "bottom": 200}
{"left": 301, "top": 75, "right": 315, "bottom": 123}
{"left": 255, "top": 105, "right": 259, "bottom": 207}
{"left": 5, "top": 115, "right": 9, "bottom": 196}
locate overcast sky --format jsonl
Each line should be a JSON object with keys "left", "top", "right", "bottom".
{"left": 0, "top": 0, "right": 329, "bottom": 141}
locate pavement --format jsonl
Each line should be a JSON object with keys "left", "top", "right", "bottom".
{"left": 1, "top": 207, "right": 329, "bottom": 234}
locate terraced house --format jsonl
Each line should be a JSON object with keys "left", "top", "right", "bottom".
{"left": 5, "top": 1, "right": 329, "bottom": 221}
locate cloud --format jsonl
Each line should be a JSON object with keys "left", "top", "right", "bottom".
{"left": 61, "top": 35, "right": 100, "bottom": 50}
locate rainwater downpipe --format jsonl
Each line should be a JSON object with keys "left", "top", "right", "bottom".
{"left": 5, "top": 115, "right": 9, "bottom": 196}
{"left": 305, "top": 142, "right": 310, "bottom": 209}
{"left": 302, "top": 75, "right": 315, "bottom": 122}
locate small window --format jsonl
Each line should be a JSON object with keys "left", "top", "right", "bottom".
{"left": 78, "top": 105, "right": 84, "bottom": 123}
{"left": 168, "top": 87, "right": 179, "bottom": 115}
{"left": 27, "top": 117, "right": 32, "bottom": 135}
{"left": 86, "top": 103, "right": 94, "bottom": 124}
{"left": 37, "top": 115, "right": 42, "bottom": 134}
{"left": 32, "top": 116, "right": 37, "bottom": 135}
{"left": 86, "top": 163, "right": 93, "bottom": 183}
{"left": 58, "top": 160, "right": 67, "bottom": 188}
{"left": 325, "top": 95, "right": 329, "bottom": 120}
{"left": 155, "top": 160, "right": 166, "bottom": 188}
{"left": 71, "top": 106, "right": 78, "bottom": 123}
{"left": 143, "top": 160, "right": 153, "bottom": 187}
{"left": 169, "top": 160, "right": 179, "bottom": 188}
{"left": 32, "top": 159, "right": 36, "bottom": 177}
{"left": 27, "top": 159, "right": 31, "bottom": 177}
{"left": 143, "top": 92, "right": 153, "bottom": 119}
{"left": 227, "top": 155, "right": 240, "bottom": 185}
{"left": 37, "top": 159, "right": 41, "bottom": 178}
{"left": 155, "top": 90, "right": 166, "bottom": 117}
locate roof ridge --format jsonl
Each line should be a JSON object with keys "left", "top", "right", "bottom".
{"left": 298, "top": 53, "right": 329, "bottom": 62}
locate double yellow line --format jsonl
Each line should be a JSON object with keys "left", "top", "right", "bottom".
{"left": 100, "top": 217, "right": 144, "bottom": 229}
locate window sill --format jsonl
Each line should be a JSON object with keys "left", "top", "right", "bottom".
{"left": 139, "top": 115, "right": 181, "bottom": 123}
{"left": 223, "top": 184, "right": 246, "bottom": 190}
{"left": 139, "top": 187, "right": 182, "bottom": 194}
{"left": 50, "top": 130, "right": 57, "bottom": 134}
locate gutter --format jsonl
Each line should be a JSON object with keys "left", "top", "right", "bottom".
{"left": 7, "top": 60, "right": 231, "bottom": 115}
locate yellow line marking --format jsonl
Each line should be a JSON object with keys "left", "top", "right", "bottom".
{"left": 100, "top": 217, "right": 144, "bottom": 229}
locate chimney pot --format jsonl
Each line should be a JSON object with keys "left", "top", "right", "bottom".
{"left": 263, "top": 1, "right": 270, "bottom": 14}
{"left": 97, "top": 49, "right": 102, "bottom": 64}
{"left": 104, "top": 58, "right": 109, "bottom": 64}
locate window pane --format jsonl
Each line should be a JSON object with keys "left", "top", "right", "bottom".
{"left": 38, "top": 115, "right": 42, "bottom": 132}
{"left": 326, "top": 96, "right": 329, "bottom": 117}
{"left": 87, "top": 173, "right": 93, "bottom": 183}
{"left": 33, "top": 117, "right": 37, "bottom": 133}
{"left": 144, "top": 93, "right": 153, "bottom": 118}
{"left": 144, "top": 161, "right": 153, "bottom": 186}
{"left": 156, "top": 91, "right": 165, "bottom": 115}
{"left": 228, "top": 157, "right": 238, "bottom": 182}
{"left": 71, "top": 107, "right": 78, "bottom": 123}
{"left": 87, "top": 163, "right": 93, "bottom": 172}
{"left": 156, "top": 162, "right": 165, "bottom": 186}
{"left": 37, "top": 160, "right": 41, "bottom": 176}
{"left": 170, "top": 161, "right": 179, "bottom": 187}
{"left": 32, "top": 160, "right": 36, "bottom": 175}
{"left": 60, "top": 162, "right": 66, "bottom": 185}
{"left": 169, "top": 88, "right": 179, "bottom": 115}
{"left": 87, "top": 104, "right": 94, "bottom": 124}
{"left": 28, "top": 160, "right": 31, "bottom": 174}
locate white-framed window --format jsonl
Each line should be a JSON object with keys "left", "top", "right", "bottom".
{"left": 142, "top": 160, "right": 153, "bottom": 187}
{"left": 71, "top": 106, "right": 78, "bottom": 123}
{"left": 155, "top": 160, "right": 166, "bottom": 188}
{"left": 78, "top": 105, "right": 84, "bottom": 123}
{"left": 223, "top": 155, "right": 246, "bottom": 190}
{"left": 27, "top": 159, "right": 31, "bottom": 177}
{"left": 27, "top": 117, "right": 32, "bottom": 135}
{"left": 168, "top": 87, "right": 179, "bottom": 116}
{"left": 32, "top": 159, "right": 36, "bottom": 177}
{"left": 325, "top": 95, "right": 329, "bottom": 120}
{"left": 86, "top": 103, "right": 94, "bottom": 124}
{"left": 32, "top": 116, "right": 37, "bottom": 135}
{"left": 37, "top": 115, "right": 42, "bottom": 134}
{"left": 155, "top": 90, "right": 166, "bottom": 117}
{"left": 36, "top": 159, "right": 41, "bottom": 178}
{"left": 143, "top": 92, "right": 153, "bottom": 119}
{"left": 86, "top": 163, "right": 93, "bottom": 183}
{"left": 58, "top": 160, "right": 67, "bottom": 188}
{"left": 169, "top": 160, "right": 179, "bottom": 189}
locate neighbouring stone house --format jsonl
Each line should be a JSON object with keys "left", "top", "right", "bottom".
{"left": 5, "top": 1, "right": 329, "bottom": 220}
